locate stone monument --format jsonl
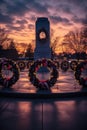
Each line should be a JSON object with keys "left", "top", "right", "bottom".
{"left": 34, "top": 17, "right": 51, "bottom": 60}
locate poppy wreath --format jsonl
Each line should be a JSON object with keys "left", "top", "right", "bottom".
{"left": 61, "top": 60, "right": 69, "bottom": 71}
{"left": 27, "top": 61, "right": 32, "bottom": 69}
{"left": 29, "top": 59, "right": 58, "bottom": 90}
{"left": 54, "top": 60, "right": 59, "bottom": 69}
{"left": 70, "top": 61, "right": 78, "bottom": 71}
{"left": 0, "top": 59, "right": 20, "bottom": 88}
{"left": 17, "top": 61, "right": 26, "bottom": 70}
{"left": 75, "top": 61, "right": 87, "bottom": 87}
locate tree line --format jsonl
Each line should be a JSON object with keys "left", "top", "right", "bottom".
{"left": 51, "top": 26, "right": 87, "bottom": 60}
{"left": 0, "top": 26, "right": 87, "bottom": 60}
{"left": 62, "top": 27, "right": 87, "bottom": 53}
{"left": 0, "top": 27, "right": 34, "bottom": 60}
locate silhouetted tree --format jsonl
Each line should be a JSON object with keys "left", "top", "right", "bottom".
{"left": 8, "top": 40, "right": 16, "bottom": 49}
{"left": 51, "top": 37, "right": 59, "bottom": 52}
{"left": 81, "top": 27, "right": 87, "bottom": 52}
{"left": 62, "top": 29, "right": 87, "bottom": 60}
{"left": 0, "top": 27, "right": 11, "bottom": 49}
{"left": 51, "top": 37, "right": 60, "bottom": 58}
{"left": 0, "top": 28, "right": 18, "bottom": 60}
{"left": 62, "top": 29, "right": 87, "bottom": 53}
{"left": 25, "top": 43, "right": 34, "bottom": 58}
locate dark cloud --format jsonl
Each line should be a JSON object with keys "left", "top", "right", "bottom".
{"left": 0, "top": 0, "right": 87, "bottom": 34}
{"left": 16, "top": 20, "right": 28, "bottom": 25}
{"left": 53, "top": 0, "right": 87, "bottom": 18}
{"left": 67, "top": 0, "right": 87, "bottom": 15}
{"left": 0, "top": 0, "right": 5, "bottom": 4}
{"left": 50, "top": 16, "right": 71, "bottom": 25}
{"left": 72, "top": 16, "right": 79, "bottom": 23}
{"left": 0, "top": 0, "right": 87, "bottom": 18}
{"left": 28, "top": 24, "right": 34, "bottom": 29}
{"left": 62, "top": 6, "right": 72, "bottom": 14}
{"left": 31, "top": 2, "right": 48, "bottom": 14}
{"left": 24, "top": 0, "right": 49, "bottom": 14}
{"left": 0, "top": 0, "right": 48, "bottom": 17}
{"left": 84, "top": 6, "right": 87, "bottom": 12}
{"left": 68, "top": 0, "right": 87, "bottom": 6}
{"left": 30, "top": 16, "right": 36, "bottom": 22}
{"left": 55, "top": 3, "right": 73, "bottom": 15}
{"left": 6, "top": 1, "right": 29, "bottom": 16}
{"left": 0, "top": 13, "right": 14, "bottom": 24}
{"left": 72, "top": 16, "right": 87, "bottom": 25}
{"left": 6, "top": 24, "right": 25, "bottom": 31}
{"left": 81, "top": 19, "right": 87, "bottom": 25}
{"left": 81, "top": 17, "right": 87, "bottom": 25}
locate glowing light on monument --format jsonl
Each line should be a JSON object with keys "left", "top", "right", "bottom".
{"left": 39, "top": 31, "right": 46, "bottom": 40}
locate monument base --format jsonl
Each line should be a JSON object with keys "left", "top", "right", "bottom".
{"left": 34, "top": 48, "right": 51, "bottom": 60}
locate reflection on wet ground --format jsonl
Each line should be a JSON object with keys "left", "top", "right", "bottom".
{"left": 0, "top": 97, "right": 87, "bottom": 130}
{"left": 0, "top": 69, "right": 82, "bottom": 93}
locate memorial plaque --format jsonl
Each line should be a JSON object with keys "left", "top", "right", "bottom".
{"left": 34, "top": 17, "right": 51, "bottom": 60}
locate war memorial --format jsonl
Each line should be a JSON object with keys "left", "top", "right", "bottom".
{"left": 0, "top": 17, "right": 87, "bottom": 91}
{"left": 0, "top": 17, "right": 87, "bottom": 130}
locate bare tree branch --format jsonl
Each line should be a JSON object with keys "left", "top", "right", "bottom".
{"left": 51, "top": 36, "right": 60, "bottom": 53}
{"left": 0, "top": 27, "right": 11, "bottom": 49}
{"left": 62, "top": 29, "right": 87, "bottom": 53}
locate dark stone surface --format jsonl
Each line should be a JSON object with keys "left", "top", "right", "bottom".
{"left": 0, "top": 97, "right": 87, "bottom": 130}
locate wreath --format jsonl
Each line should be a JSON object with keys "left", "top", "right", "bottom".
{"left": 54, "top": 60, "right": 59, "bottom": 69}
{"left": 0, "top": 59, "right": 20, "bottom": 88}
{"left": 61, "top": 61, "right": 69, "bottom": 71}
{"left": 75, "top": 61, "right": 87, "bottom": 87}
{"left": 70, "top": 61, "right": 78, "bottom": 71}
{"left": 27, "top": 61, "right": 32, "bottom": 69}
{"left": 29, "top": 59, "right": 58, "bottom": 90}
{"left": 17, "top": 61, "right": 26, "bottom": 70}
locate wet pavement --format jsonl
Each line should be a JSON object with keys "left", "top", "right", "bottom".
{"left": 0, "top": 69, "right": 87, "bottom": 99}
{"left": 13, "top": 69, "right": 82, "bottom": 92}
{"left": 0, "top": 69, "right": 83, "bottom": 93}
{"left": 0, "top": 97, "right": 87, "bottom": 130}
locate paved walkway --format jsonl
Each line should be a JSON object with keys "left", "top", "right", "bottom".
{"left": 0, "top": 97, "right": 87, "bottom": 130}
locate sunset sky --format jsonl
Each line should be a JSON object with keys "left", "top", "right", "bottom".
{"left": 0, "top": 0, "right": 87, "bottom": 53}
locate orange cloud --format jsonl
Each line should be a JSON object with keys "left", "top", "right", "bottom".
{"left": 0, "top": 0, "right": 87, "bottom": 53}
